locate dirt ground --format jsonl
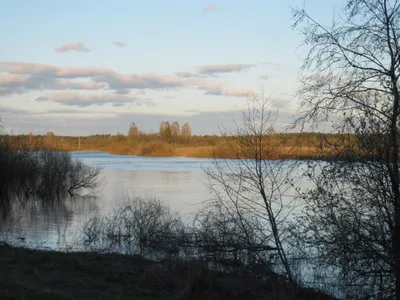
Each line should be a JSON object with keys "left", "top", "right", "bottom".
{"left": 0, "top": 243, "right": 335, "bottom": 300}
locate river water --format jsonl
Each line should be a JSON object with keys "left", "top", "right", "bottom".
{"left": 0, "top": 151, "right": 311, "bottom": 252}
{"left": 0, "top": 152, "right": 223, "bottom": 250}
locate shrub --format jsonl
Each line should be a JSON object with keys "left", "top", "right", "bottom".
{"left": 0, "top": 140, "right": 102, "bottom": 216}
{"left": 138, "top": 140, "right": 175, "bottom": 156}
{"left": 82, "top": 194, "right": 185, "bottom": 258}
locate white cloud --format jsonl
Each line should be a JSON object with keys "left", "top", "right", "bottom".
{"left": 189, "top": 80, "right": 223, "bottom": 95}
{"left": 54, "top": 42, "right": 91, "bottom": 53}
{"left": 203, "top": 4, "right": 219, "bottom": 13}
{"left": 224, "top": 88, "right": 255, "bottom": 98}
{"left": 113, "top": 41, "right": 126, "bottom": 47}
{"left": 198, "top": 64, "right": 254, "bottom": 75}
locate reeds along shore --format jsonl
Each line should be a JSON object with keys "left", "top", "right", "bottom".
{"left": 1, "top": 132, "right": 359, "bottom": 160}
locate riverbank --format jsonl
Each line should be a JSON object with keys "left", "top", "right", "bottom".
{"left": 0, "top": 243, "right": 334, "bottom": 300}
{"left": 2, "top": 133, "right": 332, "bottom": 160}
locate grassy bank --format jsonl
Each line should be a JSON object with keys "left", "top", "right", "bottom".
{"left": 3, "top": 132, "right": 336, "bottom": 160}
{"left": 0, "top": 243, "right": 334, "bottom": 300}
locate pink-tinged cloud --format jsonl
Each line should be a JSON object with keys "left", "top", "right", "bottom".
{"left": 198, "top": 64, "right": 254, "bottom": 75}
{"left": 224, "top": 88, "right": 255, "bottom": 97}
{"left": 0, "top": 62, "right": 108, "bottom": 78}
{"left": 0, "top": 73, "right": 28, "bottom": 85}
{"left": 0, "top": 61, "right": 227, "bottom": 98}
{"left": 113, "top": 41, "right": 126, "bottom": 47}
{"left": 35, "top": 92, "right": 152, "bottom": 107}
{"left": 54, "top": 42, "right": 91, "bottom": 53}
{"left": 0, "top": 62, "right": 56, "bottom": 75}
{"left": 203, "top": 4, "right": 219, "bottom": 13}
{"left": 93, "top": 73, "right": 183, "bottom": 90}
{"left": 190, "top": 80, "right": 223, "bottom": 95}
{"left": 175, "top": 71, "right": 196, "bottom": 78}
{"left": 55, "top": 67, "right": 114, "bottom": 78}
{"left": 55, "top": 80, "right": 107, "bottom": 90}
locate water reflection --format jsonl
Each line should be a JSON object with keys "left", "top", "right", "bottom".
{"left": 0, "top": 196, "right": 99, "bottom": 249}
{"left": 0, "top": 152, "right": 215, "bottom": 250}
{"left": 0, "top": 152, "right": 313, "bottom": 251}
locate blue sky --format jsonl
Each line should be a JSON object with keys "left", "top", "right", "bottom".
{"left": 0, "top": 0, "right": 343, "bottom": 135}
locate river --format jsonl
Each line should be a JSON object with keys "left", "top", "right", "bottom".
{"left": 0, "top": 152, "right": 221, "bottom": 250}
{"left": 0, "top": 151, "right": 311, "bottom": 252}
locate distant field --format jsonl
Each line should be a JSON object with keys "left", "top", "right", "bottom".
{"left": 1, "top": 132, "right": 350, "bottom": 160}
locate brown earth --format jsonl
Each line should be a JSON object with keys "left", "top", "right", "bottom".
{"left": 0, "top": 244, "right": 335, "bottom": 300}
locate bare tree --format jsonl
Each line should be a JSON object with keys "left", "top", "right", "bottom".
{"left": 205, "top": 95, "right": 298, "bottom": 281}
{"left": 292, "top": 0, "right": 400, "bottom": 298}
{"left": 170, "top": 121, "right": 180, "bottom": 144}
{"left": 181, "top": 123, "right": 192, "bottom": 141}
{"left": 159, "top": 121, "right": 172, "bottom": 143}
{"left": 67, "top": 159, "right": 103, "bottom": 197}
{"left": 128, "top": 122, "right": 139, "bottom": 139}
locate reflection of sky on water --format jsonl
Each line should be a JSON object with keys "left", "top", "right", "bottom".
{"left": 0, "top": 152, "right": 217, "bottom": 250}
{"left": 0, "top": 152, "right": 314, "bottom": 251}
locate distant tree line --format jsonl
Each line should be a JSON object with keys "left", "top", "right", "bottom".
{"left": 128, "top": 121, "right": 192, "bottom": 144}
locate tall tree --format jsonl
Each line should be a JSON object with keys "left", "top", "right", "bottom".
{"left": 128, "top": 122, "right": 139, "bottom": 139}
{"left": 205, "top": 97, "right": 296, "bottom": 282}
{"left": 181, "top": 123, "right": 192, "bottom": 141}
{"left": 170, "top": 121, "right": 180, "bottom": 144}
{"left": 159, "top": 121, "right": 172, "bottom": 143}
{"left": 293, "top": 1, "right": 400, "bottom": 298}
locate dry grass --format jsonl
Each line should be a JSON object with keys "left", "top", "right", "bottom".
{"left": 3, "top": 133, "right": 358, "bottom": 160}
{"left": 175, "top": 146, "right": 215, "bottom": 158}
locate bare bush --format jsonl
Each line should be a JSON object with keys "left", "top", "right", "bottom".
{"left": 193, "top": 200, "right": 277, "bottom": 273}
{"left": 0, "top": 139, "right": 102, "bottom": 216}
{"left": 82, "top": 194, "right": 185, "bottom": 258}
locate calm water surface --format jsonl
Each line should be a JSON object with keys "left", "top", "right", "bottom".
{"left": 0, "top": 152, "right": 215, "bottom": 250}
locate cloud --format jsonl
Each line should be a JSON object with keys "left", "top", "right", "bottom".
{"left": 224, "top": 88, "right": 254, "bottom": 98}
{"left": 259, "top": 75, "right": 269, "bottom": 80}
{"left": 189, "top": 80, "right": 223, "bottom": 95}
{"left": 0, "top": 62, "right": 56, "bottom": 75}
{"left": 270, "top": 97, "right": 292, "bottom": 109}
{"left": 0, "top": 71, "right": 107, "bottom": 95}
{"left": 0, "top": 61, "right": 258, "bottom": 105}
{"left": 259, "top": 61, "right": 284, "bottom": 72}
{"left": 198, "top": 64, "right": 254, "bottom": 75}
{"left": 54, "top": 42, "right": 91, "bottom": 53}
{"left": 203, "top": 4, "right": 219, "bottom": 13}
{"left": 93, "top": 73, "right": 182, "bottom": 90}
{"left": 175, "top": 71, "right": 196, "bottom": 78}
{"left": 113, "top": 41, "right": 126, "bottom": 47}
{"left": 114, "top": 89, "right": 131, "bottom": 95}
{"left": 0, "top": 62, "right": 183, "bottom": 96}
{"left": 35, "top": 92, "right": 152, "bottom": 107}
{"left": 0, "top": 105, "right": 30, "bottom": 115}
{"left": 187, "top": 80, "right": 259, "bottom": 98}
{"left": 0, "top": 62, "right": 112, "bottom": 78}
{"left": 54, "top": 80, "right": 107, "bottom": 90}
{"left": 0, "top": 73, "right": 28, "bottom": 85}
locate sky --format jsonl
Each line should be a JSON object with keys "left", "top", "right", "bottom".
{"left": 0, "top": 0, "right": 344, "bottom": 136}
